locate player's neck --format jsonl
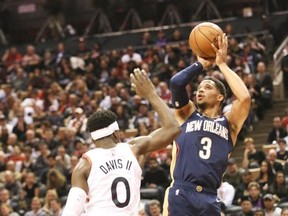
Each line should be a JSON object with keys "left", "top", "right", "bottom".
{"left": 94, "top": 137, "right": 118, "bottom": 149}
{"left": 198, "top": 108, "right": 220, "bottom": 119}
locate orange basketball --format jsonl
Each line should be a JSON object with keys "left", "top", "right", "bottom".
{"left": 189, "top": 22, "right": 223, "bottom": 59}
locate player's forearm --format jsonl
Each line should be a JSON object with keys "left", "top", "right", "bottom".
{"left": 170, "top": 62, "right": 203, "bottom": 87}
{"left": 218, "top": 63, "right": 251, "bottom": 102}
{"left": 62, "top": 187, "right": 86, "bottom": 216}
{"left": 170, "top": 62, "right": 203, "bottom": 108}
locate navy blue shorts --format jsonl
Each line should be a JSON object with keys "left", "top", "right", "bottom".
{"left": 167, "top": 181, "right": 221, "bottom": 216}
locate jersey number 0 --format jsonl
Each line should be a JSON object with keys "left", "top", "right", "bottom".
{"left": 111, "top": 177, "right": 131, "bottom": 208}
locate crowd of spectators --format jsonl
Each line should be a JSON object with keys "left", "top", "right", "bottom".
{"left": 0, "top": 23, "right": 287, "bottom": 216}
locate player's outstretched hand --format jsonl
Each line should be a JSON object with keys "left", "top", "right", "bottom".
{"left": 211, "top": 33, "right": 228, "bottom": 66}
{"left": 130, "top": 68, "right": 157, "bottom": 99}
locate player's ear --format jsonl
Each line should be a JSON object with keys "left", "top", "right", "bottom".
{"left": 113, "top": 131, "right": 120, "bottom": 143}
{"left": 217, "top": 94, "right": 224, "bottom": 103}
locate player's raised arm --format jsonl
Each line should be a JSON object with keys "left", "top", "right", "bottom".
{"left": 129, "top": 68, "right": 181, "bottom": 155}
{"left": 169, "top": 57, "right": 213, "bottom": 123}
{"left": 212, "top": 34, "right": 251, "bottom": 144}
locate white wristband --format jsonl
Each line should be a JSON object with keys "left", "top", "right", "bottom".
{"left": 62, "top": 187, "right": 87, "bottom": 216}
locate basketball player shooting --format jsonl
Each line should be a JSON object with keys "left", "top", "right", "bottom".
{"left": 163, "top": 33, "right": 251, "bottom": 216}
{"left": 62, "top": 68, "right": 181, "bottom": 216}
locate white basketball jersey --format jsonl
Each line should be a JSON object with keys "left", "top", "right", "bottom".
{"left": 83, "top": 143, "right": 142, "bottom": 216}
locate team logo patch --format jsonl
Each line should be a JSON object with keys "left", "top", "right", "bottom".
{"left": 196, "top": 186, "right": 203, "bottom": 192}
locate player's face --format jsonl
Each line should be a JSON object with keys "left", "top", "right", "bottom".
{"left": 196, "top": 80, "right": 220, "bottom": 107}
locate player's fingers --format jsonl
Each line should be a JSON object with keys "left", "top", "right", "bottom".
{"left": 222, "top": 33, "right": 226, "bottom": 43}
{"left": 224, "top": 34, "right": 228, "bottom": 45}
{"left": 217, "top": 35, "right": 222, "bottom": 48}
{"left": 211, "top": 43, "right": 217, "bottom": 52}
{"left": 134, "top": 68, "right": 144, "bottom": 81}
{"left": 131, "top": 83, "right": 136, "bottom": 92}
{"left": 141, "top": 69, "right": 148, "bottom": 79}
{"left": 133, "top": 68, "right": 142, "bottom": 80}
{"left": 130, "top": 73, "right": 137, "bottom": 84}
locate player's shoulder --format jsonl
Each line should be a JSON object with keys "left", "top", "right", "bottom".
{"left": 175, "top": 101, "right": 196, "bottom": 124}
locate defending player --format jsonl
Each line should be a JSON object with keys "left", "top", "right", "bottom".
{"left": 62, "top": 68, "right": 181, "bottom": 216}
{"left": 163, "top": 34, "right": 251, "bottom": 215}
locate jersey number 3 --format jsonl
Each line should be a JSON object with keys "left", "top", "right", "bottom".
{"left": 111, "top": 177, "right": 131, "bottom": 208}
{"left": 199, "top": 137, "right": 212, "bottom": 159}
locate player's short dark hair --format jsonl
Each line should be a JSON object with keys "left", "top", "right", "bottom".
{"left": 87, "top": 110, "right": 117, "bottom": 132}
{"left": 203, "top": 76, "right": 226, "bottom": 100}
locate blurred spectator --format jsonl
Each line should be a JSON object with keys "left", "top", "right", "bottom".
{"left": 113, "top": 104, "right": 130, "bottom": 130}
{"left": 42, "top": 189, "right": 58, "bottom": 214}
{"left": 21, "top": 45, "right": 41, "bottom": 72}
{"left": 228, "top": 37, "right": 243, "bottom": 58}
{"left": 20, "top": 147, "right": 34, "bottom": 174}
{"left": 262, "top": 193, "right": 282, "bottom": 216}
{"left": 54, "top": 42, "right": 67, "bottom": 65}
{"left": 267, "top": 116, "right": 288, "bottom": 144}
{"left": 1, "top": 47, "right": 22, "bottom": 72}
{"left": 75, "top": 37, "right": 90, "bottom": 61}
{"left": 158, "top": 81, "right": 171, "bottom": 105}
{"left": 131, "top": 101, "right": 150, "bottom": 130}
{"left": 23, "top": 197, "right": 45, "bottom": 216}
{"left": 240, "top": 42, "right": 261, "bottom": 74}
{"left": 142, "top": 157, "right": 169, "bottom": 205}
{"left": 3, "top": 170, "right": 21, "bottom": 202}
{"left": 41, "top": 128, "right": 58, "bottom": 154}
{"left": 45, "top": 169, "right": 68, "bottom": 198}
{"left": 0, "top": 189, "right": 18, "bottom": 212}
{"left": 10, "top": 66, "right": 29, "bottom": 92}
{"left": 49, "top": 198, "right": 63, "bottom": 216}
{"left": 0, "top": 202, "right": 19, "bottom": 216}
{"left": 247, "top": 181, "right": 264, "bottom": 211}
{"left": 169, "top": 29, "right": 183, "bottom": 42}
{"left": 65, "top": 155, "right": 78, "bottom": 186}
{"left": 2, "top": 160, "right": 22, "bottom": 182}
{"left": 277, "top": 139, "right": 288, "bottom": 160}
{"left": 255, "top": 61, "right": 273, "bottom": 109}
{"left": 233, "top": 169, "right": 253, "bottom": 205}
{"left": 256, "top": 159, "right": 275, "bottom": 192}
{"left": 147, "top": 199, "right": 162, "bottom": 216}
{"left": 267, "top": 149, "right": 283, "bottom": 173}
{"left": 22, "top": 172, "right": 40, "bottom": 208}
{"left": 237, "top": 196, "right": 254, "bottom": 216}
{"left": 268, "top": 171, "right": 288, "bottom": 203}
{"left": 121, "top": 46, "right": 142, "bottom": 65}
{"left": 33, "top": 143, "right": 50, "bottom": 177}
{"left": 155, "top": 30, "right": 167, "bottom": 48}
{"left": 12, "top": 112, "right": 28, "bottom": 142}
{"left": 55, "top": 145, "right": 71, "bottom": 171}
{"left": 66, "top": 107, "right": 87, "bottom": 137}
{"left": 242, "top": 137, "right": 266, "bottom": 169}
{"left": 139, "top": 31, "right": 154, "bottom": 46}
{"left": 223, "top": 158, "right": 242, "bottom": 188}
{"left": 254, "top": 209, "right": 265, "bottom": 216}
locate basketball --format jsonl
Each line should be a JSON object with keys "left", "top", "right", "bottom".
{"left": 189, "top": 22, "right": 223, "bottom": 59}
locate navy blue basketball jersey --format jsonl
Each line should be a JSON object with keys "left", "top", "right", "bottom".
{"left": 171, "top": 110, "right": 233, "bottom": 190}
